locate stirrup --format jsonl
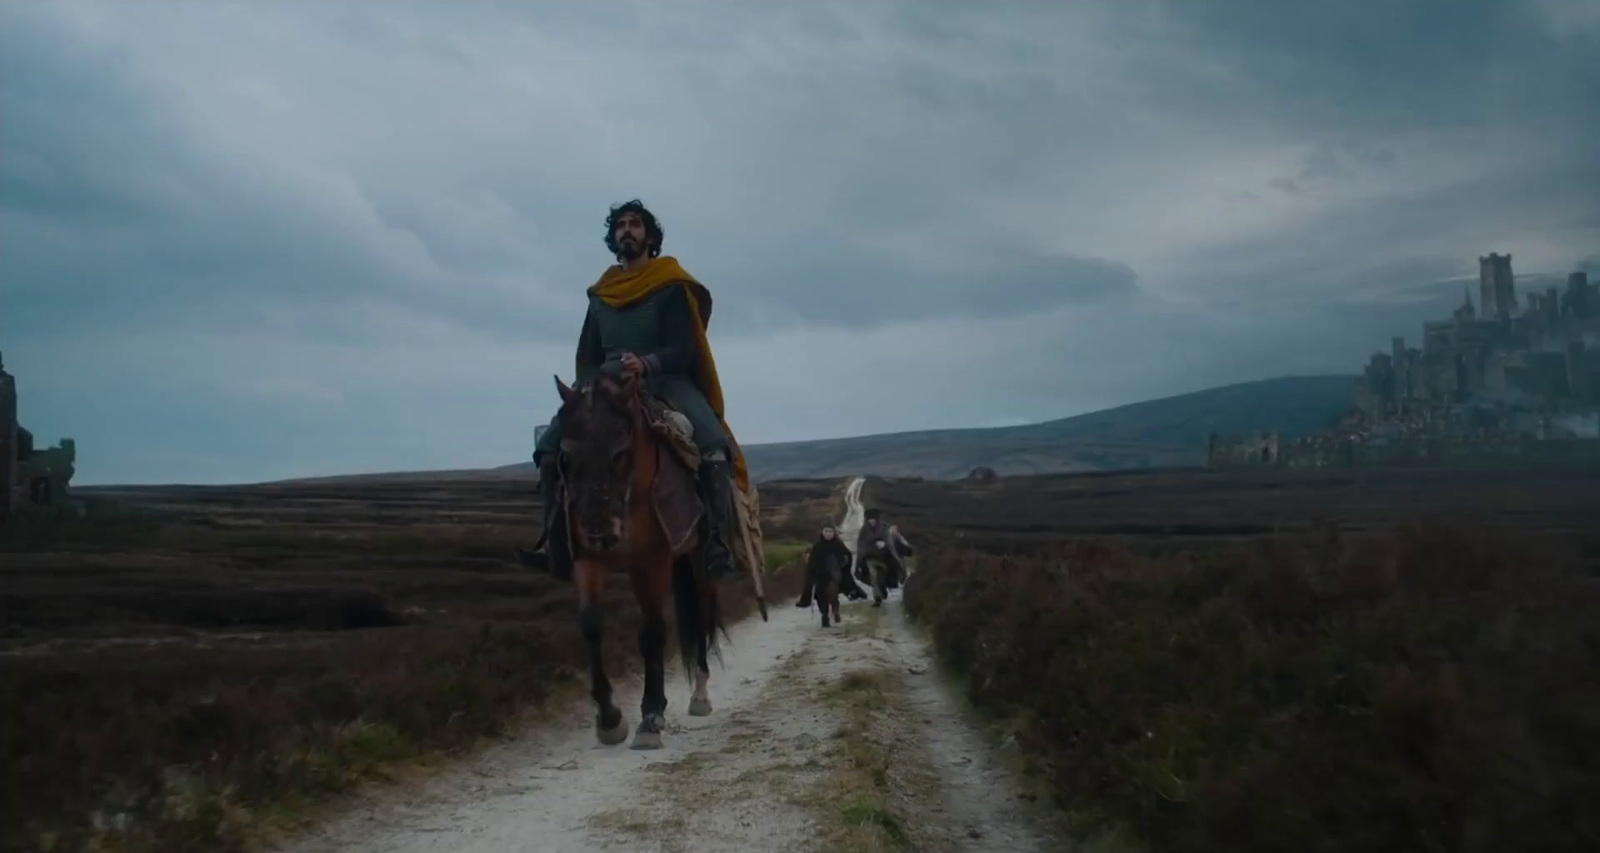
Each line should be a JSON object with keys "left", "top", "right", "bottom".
{"left": 515, "top": 546, "right": 549, "bottom": 570}
{"left": 525, "top": 466, "right": 573, "bottom": 578}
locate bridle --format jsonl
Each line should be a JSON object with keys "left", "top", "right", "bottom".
{"left": 559, "top": 378, "right": 645, "bottom": 551}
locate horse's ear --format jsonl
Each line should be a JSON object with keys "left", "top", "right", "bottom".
{"left": 555, "top": 375, "right": 578, "bottom": 406}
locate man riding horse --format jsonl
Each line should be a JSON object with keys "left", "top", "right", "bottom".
{"left": 522, "top": 200, "right": 746, "bottom": 583}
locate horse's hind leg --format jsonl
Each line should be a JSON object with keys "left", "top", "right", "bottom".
{"left": 688, "top": 564, "right": 714, "bottom": 717}
{"left": 576, "top": 560, "right": 628, "bottom": 746}
{"left": 689, "top": 650, "right": 712, "bottom": 717}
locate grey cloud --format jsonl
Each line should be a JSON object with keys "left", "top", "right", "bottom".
{"left": 1297, "top": 144, "right": 1353, "bottom": 184}
{"left": 3, "top": 0, "right": 1598, "bottom": 485}
{"left": 707, "top": 242, "right": 1138, "bottom": 331}
{"left": 1267, "top": 178, "right": 1304, "bottom": 198}
{"left": 1131, "top": 0, "right": 1599, "bottom": 133}
{"left": 5, "top": 1, "right": 1154, "bottom": 348}
{"left": 1179, "top": 150, "right": 1600, "bottom": 310}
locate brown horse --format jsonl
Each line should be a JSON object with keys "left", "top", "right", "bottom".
{"left": 552, "top": 372, "right": 723, "bottom": 750}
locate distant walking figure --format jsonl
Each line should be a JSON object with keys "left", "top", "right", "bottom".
{"left": 798, "top": 524, "right": 863, "bottom": 627}
{"left": 855, "top": 508, "right": 913, "bottom": 605}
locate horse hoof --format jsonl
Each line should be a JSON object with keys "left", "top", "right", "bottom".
{"left": 596, "top": 715, "right": 629, "bottom": 746}
{"left": 631, "top": 729, "right": 663, "bottom": 750}
{"left": 688, "top": 697, "right": 713, "bottom": 717}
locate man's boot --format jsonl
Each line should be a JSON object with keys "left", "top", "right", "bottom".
{"left": 698, "top": 458, "right": 738, "bottom": 580}
{"left": 515, "top": 464, "right": 573, "bottom": 580}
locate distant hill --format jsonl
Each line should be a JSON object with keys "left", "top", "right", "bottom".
{"left": 255, "top": 375, "right": 1352, "bottom": 486}
{"left": 732, "top": 374, "right": 1355, "bottom": 480}
{"left": 473, "top": 374, "right": 1352, "bottom": 483}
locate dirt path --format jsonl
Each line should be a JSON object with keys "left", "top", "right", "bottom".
{"left": 280, "top": 477, "right": 1056, "bottom": 852}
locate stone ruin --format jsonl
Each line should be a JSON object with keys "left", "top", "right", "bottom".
{"left": 1357, "top": 259, "right": 1597, "bottom": 412}
{"left": 1, "top": 353, "right": 14, "bottom": 527}
{"left": 1210, "top": 257, "right": 1600, "bottom": 469}
{"left": 0, "top": 351, "right": 77, "bottom": 522}
{"left": 1206, "top": 432, "right": 1279, "bottom": 467}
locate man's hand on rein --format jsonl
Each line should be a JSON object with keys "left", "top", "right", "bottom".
{"left": 620, "top": 352, "right": 647, "bottom": 379}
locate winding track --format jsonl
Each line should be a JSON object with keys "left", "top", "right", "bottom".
{"left": 279, "top": 477, "right": 1053, "bottom": 852}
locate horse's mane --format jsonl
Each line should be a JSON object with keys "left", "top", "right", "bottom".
{"left": 561, "top": 373, "right": 643, "bottom": 433}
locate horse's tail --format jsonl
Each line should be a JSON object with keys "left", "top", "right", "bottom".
{"left": 672, "top": 556, "right": 725, "bottom": 682}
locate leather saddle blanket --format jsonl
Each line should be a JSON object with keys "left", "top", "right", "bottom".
{"left": 639, "top": 392, "right": 702, "bottom": 472}
{"left": 639, "top": 391, "right": 704, "bottom": 555}
{"left": 638, "top": 391, "right": 765, "bottom": 578}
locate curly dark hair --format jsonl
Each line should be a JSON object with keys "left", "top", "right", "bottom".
{"left": 604, "top": 199, "right": 664, "bottom": 260}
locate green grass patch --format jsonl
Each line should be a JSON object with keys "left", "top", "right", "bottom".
{"left": 803, "top": 664, "right": 914, "bottom": 852}
{"left": 839, "top": 798, "right": 910, "bottom": 847}
{"left": 763, "top": 539, "right": 811, "bottom": 572}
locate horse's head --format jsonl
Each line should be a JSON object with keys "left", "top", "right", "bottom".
{"left": 555, "top": 372, "right": 646, "bottom": 554}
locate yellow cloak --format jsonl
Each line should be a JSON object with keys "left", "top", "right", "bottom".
{"left": 586, "top": 256, "right": 751, "bottom": 493}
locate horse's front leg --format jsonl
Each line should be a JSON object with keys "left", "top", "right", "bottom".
{"left": 630, "top": 559, "right": 672, "bottom": 750}
{"left": 576, "top": 558, "right": 628, "bottom": 746}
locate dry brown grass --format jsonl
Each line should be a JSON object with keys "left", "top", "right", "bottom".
{"left": 0, "top": 480, "right": 822, "bottom": 853}
{"left": 904, "top": 522, "right": 1600, "bottom": 853}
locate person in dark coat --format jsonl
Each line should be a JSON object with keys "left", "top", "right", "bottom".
{"left": 797, "top": 525, "right": 862, "bottom": 610}
{"left": 854, "top": 508, "right": 915, "bottom": 602}
{"left": 801, "top": 524, "right": 864, "bottom": 626}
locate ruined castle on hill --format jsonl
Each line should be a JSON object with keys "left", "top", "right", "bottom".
{"left": 1209, "top": 254, "right": 1600, "bottom": 469}
{"left": 1355, "top": 254, "right": 1596, "bottom": 413}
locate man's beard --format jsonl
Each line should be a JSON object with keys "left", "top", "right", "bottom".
{"left": 617, "top": 235, "right": 646, "bottom": 261}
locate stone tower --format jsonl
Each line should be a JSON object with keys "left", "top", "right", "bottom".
{"left": 0, "top": 352, "right": 15, "bottom": 528}
{"left": 1566, "top": 271, "right": 1592, "bottom": 319}
{"left": 1478, "top": 253, "right": 1518, "bottom": 321}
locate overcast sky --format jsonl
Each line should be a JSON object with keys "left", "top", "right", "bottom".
{"left": 3, "top": 0, "right": 1597, "bottom": 484}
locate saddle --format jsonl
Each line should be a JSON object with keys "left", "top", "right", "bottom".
{"left": 637, "top": 391, "right": 705, "bottom": 555}
{"left": 638, "top": 392, "right": 702, "bottom": 472}
{"left": 636, "top": 391, "right": 765, "bottom": 579}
